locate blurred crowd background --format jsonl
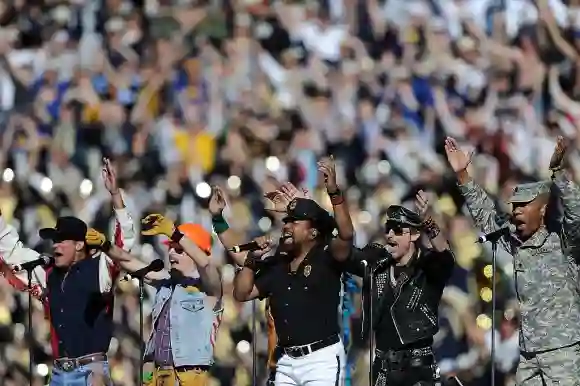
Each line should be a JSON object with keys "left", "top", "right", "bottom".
{"left": 1, "top": 0, "right": 579, "bottom": 384}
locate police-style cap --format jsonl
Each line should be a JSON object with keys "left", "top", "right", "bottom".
{"left": 509, "top": 181, "right": 551, "bottom": 203}
{"left": 39, "top": 216, "right": 88, "bottom": 242}
{"left": 283, "top": 198, "right": 336, "bottom": 234}
{"left": 385, "top": 205, "right": 423, "bottom": 229}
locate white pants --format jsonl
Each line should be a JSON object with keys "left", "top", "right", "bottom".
{"left": 275, "top": 341, "right": 346, "bottom": 386}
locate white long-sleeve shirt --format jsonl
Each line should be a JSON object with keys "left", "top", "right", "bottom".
{"left": 0, "top": 208, "right": 136, "bottom": 294}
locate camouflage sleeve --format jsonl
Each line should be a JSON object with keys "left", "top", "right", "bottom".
{"left": 552, "top": 170, "right": 580, "bottom": 252}
{"left": 458, "top": 180, "right": 511, "bottom": 252}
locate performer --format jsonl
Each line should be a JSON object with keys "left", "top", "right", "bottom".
{"left": 446, "top": 136, "right": 580, "bottom": 385}
{"left": 104, "top": 214, "right": 222, "bottom": 386}
{"left": 348, "top": 192, "right": 454, "bottom": 386}
{"left": 233, "top": 156, "right": 355, "bottom": 386}
{"left": 208, "top": 185, "right": 284, "bottom": 385}
{"left": 0, "top": 159, "right": 136, "bottom": 385}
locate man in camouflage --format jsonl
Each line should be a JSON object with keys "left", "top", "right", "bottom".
{"left": 445, "top": 136, "right": 580, "bottom": 386}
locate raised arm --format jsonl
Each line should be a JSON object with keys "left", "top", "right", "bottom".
{"left": 318, "top": 156, "right": 355, "bottom": 261}
{"left": 208, "top": 186, "right": 248, "bottom": 266}
{"left": 549, "top": 136, "right": 580, "bottom": 253}
{"left": 96, "top": 159, "right": 137, "bottom": 293}
{"left": 140, "top": 214, "right": 222, "bottom": 296}
{"left": 233, "top": 238, "right": 273, "bottom": 302}
{"left": 445, "top": 138, "right": 510, "bottom": 250}
{"left": 104, "top": 242, "right": 170, "bottom": 286}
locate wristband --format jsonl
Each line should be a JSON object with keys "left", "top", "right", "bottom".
{"left": 170, "top": 229, "right": 184, "bottom": 243}
{"left": 423, "top": 217, "right": 441, "bottom": 239}
{"left": 212, "top": 214, "right": 230, "bottom": 234}
{"left": 328, "top": 188, "right": 344, "bottom": 205}
{"left": 143, "top": 371, "right": 153, "bottom": 382}
{"left": 243, "top": 255, "right": 259, "bottom": 271}
{"left": 101, "top": 240, "right": 112, "bottom": 253}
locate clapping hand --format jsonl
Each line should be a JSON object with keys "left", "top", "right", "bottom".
{"left": 264, "top": 182, "right": 310, "bottom": 213}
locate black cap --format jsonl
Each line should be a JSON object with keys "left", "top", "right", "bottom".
{"left": 283, "top": 198, "right": 336, "bottom": 234}
{"left": 39, "top": 216, "right": 88, "bottom": 243}
{"left": 385, "top": 205, "right": 423, "bottom": 230}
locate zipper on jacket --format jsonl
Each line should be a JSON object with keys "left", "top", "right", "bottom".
{"left": 390, "top": 273, "right": 411, "bottom": 345}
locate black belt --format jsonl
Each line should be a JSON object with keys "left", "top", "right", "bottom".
{"left": 375, "top": 347, "right": 434, "bottom": 370}
{"left": 54, "top": 353, "right": 107, "bottom": 372}
{"left": 281, "top": 334, "right": 340, "bottom": 358}
{"left": 157, "top": 365, "right": 210, "bottom": 372}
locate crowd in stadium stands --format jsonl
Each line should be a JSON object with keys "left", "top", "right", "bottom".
{"left": 1, "top": 0, "right": 580, "bottom": 384}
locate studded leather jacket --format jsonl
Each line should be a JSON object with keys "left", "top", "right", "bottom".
{"left": 347, "top": 244, "right": 454, "bottom": 346}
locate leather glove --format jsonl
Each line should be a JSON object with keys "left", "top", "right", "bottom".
{"left": 86, "top": 228, "right": 107, "bottom": 247}
{"left": 141, "top": 214, "right": 175, "bottom": 237}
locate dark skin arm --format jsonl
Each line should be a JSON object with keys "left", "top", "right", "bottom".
{"left": 232, "top": 237, "right": 272, "bottom": 302}
{"left": 318, "top": 156, "right": 354, "bottom": 261}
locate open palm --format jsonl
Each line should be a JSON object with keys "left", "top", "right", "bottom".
{"left": 444, "top": 137, "right": 473, "bottom": 172}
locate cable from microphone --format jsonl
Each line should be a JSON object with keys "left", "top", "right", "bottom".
{"left": 121, "top": 259, "right": 165, "bottom": 282}
{"left": 12, "top": 255, "right": 54, "bottom": 272}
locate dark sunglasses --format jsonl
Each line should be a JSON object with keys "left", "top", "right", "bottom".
{"left": 385, "top": 221, "right": 409, "bottom": 235}
{"left": 167, "top": 242, "right": 184, "bottom": 254}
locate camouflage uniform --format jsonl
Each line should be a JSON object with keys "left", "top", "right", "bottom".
{"left": 459, "top": 174, "right": 580, "bottom": 386}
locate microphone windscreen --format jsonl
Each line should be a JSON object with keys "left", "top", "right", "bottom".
{"left": 149, "top": 259, "right": 165, "bottom": 272}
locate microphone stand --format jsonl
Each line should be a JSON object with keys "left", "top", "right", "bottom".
{"left": 138, "top": 277, "right": 145, "bottom": 386}
{"left": 27, "top": 269, "right": 34, "bottom": 385}
{"left": 251, "top": 299, "right": 257, "bottom": 386}
{"left": 490, "top": 241, "right": 499, "bottom": 386}
{"left": 367, "top": 265, "right": 374, "bottom": 386}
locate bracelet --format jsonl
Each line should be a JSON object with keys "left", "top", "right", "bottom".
{"left": 101, "top": 240, "right": 112, "bottom": 253}
{"left": 212, "top": 214, "right": 230, "bottom": 234}
{"left": 243, "top": 255, "right": 259, "bottom": 271}
{"left": 170, "top": 229, "right": 184, "bottom": 243}
{"left": 143, "top": 371, "right": 153, "bottom": 382}
{"left": 423, "top": 217, "right": 441, "bottom": 239}
{"left": 328, "top": 188, "right": 344, "bottom": 205}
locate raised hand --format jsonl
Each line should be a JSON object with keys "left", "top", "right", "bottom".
{"left": 208, "top": 186, "right": 227, "bottom": 215}
{"left": 265, "top": 182, "right": 309, "bottom": 213}
{"left": 141, "top": 214, "right": 175, "bottom": 237}
{"left": 444, "top": 137, "right": 474, "bottom": 173}
{"left": 415, "top": 190, "right": 432, "bottom": 221}
{"left": 264, "top": 190, "right": 291, "bottom": 213}
{"left": 317, "top": 155, "right": 338, "bottom": 192}
{"left": 85, "top": 228, "right": 107, "bottom": 248}
{"left": 102, "top": 158, "right": 119, "bottom": 195}
{"left": 549, "top": 135, "right": 567, "bottom": 170}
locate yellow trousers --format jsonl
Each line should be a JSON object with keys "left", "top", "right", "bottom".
{"left": 145, "top": 367, "right": 208, "bottom": 386}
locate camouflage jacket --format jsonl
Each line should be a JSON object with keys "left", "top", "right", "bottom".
{"left": 459, "top": 171, "right": 580, "bottom": 353}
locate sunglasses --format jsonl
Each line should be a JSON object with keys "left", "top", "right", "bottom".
{"left": 385, "top": 222, "right": 410, "bottom": 236}
{"left": 167, "top": 242, "right": 184, "bottom": 254}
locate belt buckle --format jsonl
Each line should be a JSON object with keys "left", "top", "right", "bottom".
{"left": 61, "top": 360, "right": 75, "bottom": 372}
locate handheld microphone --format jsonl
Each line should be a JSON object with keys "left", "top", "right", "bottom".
{"left": 476, "top": 225, "right": 514, "bottom": 243}
{"left": 229, "top": 241, "right": 262, "bottom": 254}
{"left": 121, "top": 259, "right": 165, "bottom": 282}
{"left": 13, "top": 255, "right": 53, "bottom": 272}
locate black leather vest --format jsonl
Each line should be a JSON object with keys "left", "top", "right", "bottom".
{"left": 360, "top": 247, "right": 441, "bottom": 346}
